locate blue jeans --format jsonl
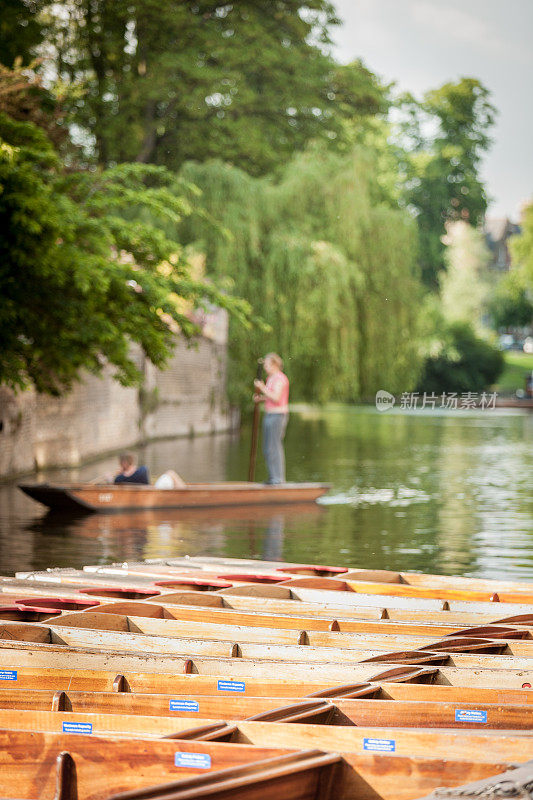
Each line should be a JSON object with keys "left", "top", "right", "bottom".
{"left": 262, "top": 413, "right": 288, "bottom": 484}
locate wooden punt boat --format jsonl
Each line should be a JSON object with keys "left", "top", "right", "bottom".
{"left": 0, "top": 708, "right": 531, "bottom": 763}
{"left": 89, "top": 600, "right": 533, "bottom": 641}
{"left": 31, "top": 564, "right": 533, "bottom": 616}
{"left": 3, "top": 580, "right": 533, "bottom": 633}
{"left": 18, "top": 481, "right": 330, "bottom": 512}
{"left": 0, "top": 556, "right": 531, "bottom": 800}
{"left": 88, "top": 558, "right": 533, "bottom": 593}
{"left": 0, "top": 728, "right": 515, "bottom": 800}
{"left": 48, "top": 610, "right": 533, "bottom": 657}
{"left": 0, "top": 686, "right": 531, "bottom": 729}
{"left": 101, "top": 757, "right": 533, "bottom": 800}
{"left": 25, "top": 564, "right": 533, "bottom": 604}
{"left": 2, "top": 617, "right": 533, "bottom": 672}
{"left": 213, "top": 581, "right": 533, "bottom": 617}
{"left": 1, "top": 663, "right": 531, "bottom": 702}
{"left": 34, "top": 558, "right": 531, "bottom": 602}
{"left": 0, "top": 640, "right": 530, "bottom": 687}
{"left": 9, "top": 568, "right": 533, "bottom": 623}
{"left": 282, "top": 576, "right": 533, "bottom": 605}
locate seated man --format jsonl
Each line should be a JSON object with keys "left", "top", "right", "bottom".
{"left": 114, "top": 452, "right": 149, "bottom": 485}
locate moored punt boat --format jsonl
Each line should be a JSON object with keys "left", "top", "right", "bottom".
{"left": 0, "top": 642, "right": 531, "bottom": 686}
{"left": 3, "top": 591, "right": 532, "bottom": 635}
{"left": 7, "top": 573, "right": 533, "bottom": 627}
{"left": 0, "top": 708, "right": 531, "bottom": 762}
{"left": 80, "top": 600, "right": 533, "bottom": 640}
{"left": 86, "top": 562, "right": 533, "bottom": 604}
{"left": 0, "top": 728, "right": 516, "bottom": 800}
{"left": 86, "top": 557, "right": 533, "bottom": 593}
{"left": 2, "top": 618, "right": 533, "bottom": 671}
{"left": 0, "top": 687, "right": 531, "bottom": 729}
{"left": 47, "top": 610, "right": 533, "bottom": 657}
{"left": 283, "top": 576, "right": 533, "bottom": 605}
{"left": 19, "top": 559, "right": 533, "bottom": 601}
{"left": 0, "top": 663, "right": 531, "bottom": 701}
{"left": 18, "top": 481, "right": 330, "bottom": 512}
{"left": 0, "top": 555, "right": 531, "bottom": 800}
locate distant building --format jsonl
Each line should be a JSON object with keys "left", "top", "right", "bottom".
{"left": 484, "top": 217, "right": 521, "bottom": 272}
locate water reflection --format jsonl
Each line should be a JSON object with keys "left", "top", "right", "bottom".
{"left": 5, "top": 498, "right": 324, "bottom": 574}
{"left": 0, "top": 406, "right": 531, "bottom": 579}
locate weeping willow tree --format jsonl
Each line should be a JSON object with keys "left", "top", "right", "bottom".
{"left": 179, "top": 145, "right": 422, "bottom": 403}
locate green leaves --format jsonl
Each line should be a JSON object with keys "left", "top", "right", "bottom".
{"left": 0, "top": 101, "right": 253, "bottom": 395}
{"left": 179, "top": 146, "right": 422, "bottom": 404}
{"left": 45, "top": 1, "right": 386, "bottom": 174}
{"left": 397, "top": 78, "right": 495, "bottom": 288}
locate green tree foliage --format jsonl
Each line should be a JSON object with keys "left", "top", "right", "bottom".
{"left": 489, "top": 203, "right": 533, "bottom": 329}
{"left": 178, "top": 146, "right": 422, "bottom": 403}
{"left": 399, "top": 79, "right": 495, "bottom": 288}
{"left": 0, "top": 63, "right": 68, "bottom": 150}
{"left": 0, "top": 0, "right": 46, "bottom": 67}
{"left": 44, "top": 1, "right": 385, "bottom": 172}
{"left": 511, "top": 202, "right": 533, "bottom": 294}
{"left": 440, "top": 220, "right": 491, "bottom": 330}
{"left": 488, "top": 271, "right": 533, "bottom": 329}
{"left": 417, "top": 321, "right": 504, "bottom": 394}
{"left": 0, "top": 84, "right": 252, "bottom": 394}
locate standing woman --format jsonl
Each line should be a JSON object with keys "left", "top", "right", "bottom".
{"left": 254, "top": 353, "right": 289, "bottom": 484}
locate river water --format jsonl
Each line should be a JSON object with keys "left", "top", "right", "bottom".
{"left": 0, "top": 406, "right": 532, "bottom": 580}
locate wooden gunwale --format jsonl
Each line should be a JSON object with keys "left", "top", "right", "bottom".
{"left": 281, "top": 576, "right": 533, "bottom": 605}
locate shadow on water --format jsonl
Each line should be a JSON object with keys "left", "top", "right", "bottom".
{"left": 1, "top": 406, "right": 532, "bottom": 579}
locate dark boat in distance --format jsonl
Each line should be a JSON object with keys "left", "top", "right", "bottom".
{"left": 18, "top": 481, "right": 330, "bottom": 513}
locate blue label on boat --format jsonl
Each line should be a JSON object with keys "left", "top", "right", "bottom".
{"left": 455, "top": 709, "right": 487, "bottom": 723}
{"left": 175, "top": 752, "right": 211, "bottom": 769}
{"left": 217, "top": 680, "right": 245, "bottom": 693}
{"left": 62, "top": 721, "right": 92, "bottom": 735}
{"left": 0, "top": 670, "right": 17, "bottom": 681}
{"left": 363, "top": 737, "right": 395, "bottom": 752}
{"left": 169, "top": 699, "right": 199, "bottom": 712}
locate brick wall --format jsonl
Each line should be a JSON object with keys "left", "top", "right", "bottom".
{"left": 0, "top": 310, "right": 237, "bottom": 479}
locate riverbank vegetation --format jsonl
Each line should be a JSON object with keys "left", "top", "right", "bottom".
{"left": 1, "top": 1, "right": 528, "bottom": 400}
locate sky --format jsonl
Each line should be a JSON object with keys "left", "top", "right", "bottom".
{"left": 331, "top": 0, "right": 533, "bottom": 219}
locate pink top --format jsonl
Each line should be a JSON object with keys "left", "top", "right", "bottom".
{"left": 264, "top": 371, "right": 289, "bottom": 413}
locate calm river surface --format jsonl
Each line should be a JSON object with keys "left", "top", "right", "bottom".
{"left": 0, "top": 406, "right": 532, "bottom": 580}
